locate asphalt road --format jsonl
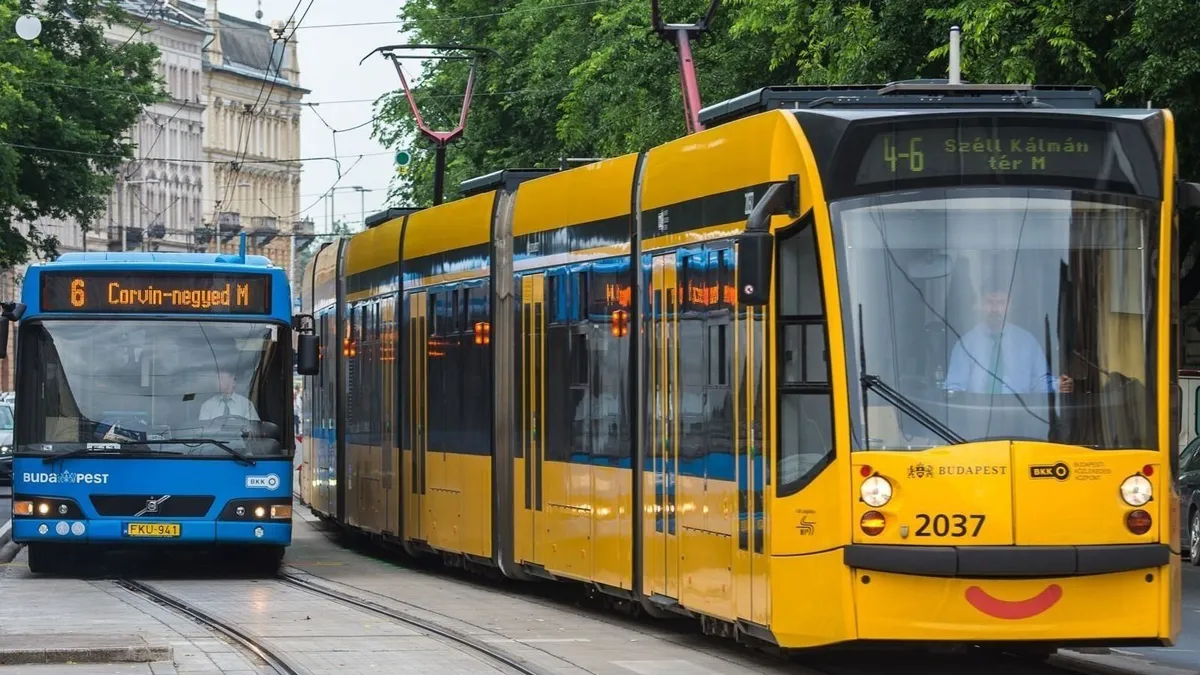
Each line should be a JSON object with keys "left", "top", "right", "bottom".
{"left": 0, "top": 484, "right": 10, "bottom": 530}
{"left": 0, "top": 484, "right": 11, "bottom": 548}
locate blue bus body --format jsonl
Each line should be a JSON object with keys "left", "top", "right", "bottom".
{"left": 7, "top": 251, "right": 303, "bottom": 573}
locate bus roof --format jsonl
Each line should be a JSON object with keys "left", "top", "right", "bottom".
{"left": 47, "top": 252, "right": 276, "bottom": 268}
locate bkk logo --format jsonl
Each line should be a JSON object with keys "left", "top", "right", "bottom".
{"left": 22, "top": 471, "right": 110, "bottom": 485}
{"left": 246, "top": 474, "right": 280, "bottom": 490}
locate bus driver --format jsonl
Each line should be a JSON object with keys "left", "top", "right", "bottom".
{"left": 944, "top": 282, "right": 1074, "bottom": 395}
{"left": 199, "top": 369, "right": 260, "bottom": 421}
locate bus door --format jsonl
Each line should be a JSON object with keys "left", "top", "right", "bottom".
{"left": 647, "top": 254, "right": 680, "bottom": 601}
{"left": 406, "top": 291, "right": 428, "bottom": 543}
{"left": 518, "top": 273, "right": 547, "bottom": 566}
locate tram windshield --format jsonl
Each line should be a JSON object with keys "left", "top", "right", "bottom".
{"left": 15, "top": 320, "right": 290, "bottom": 458}
{"left": 832, "top": 187, "right": 1158, "bottom": 451}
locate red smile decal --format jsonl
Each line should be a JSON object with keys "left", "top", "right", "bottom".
{"left": 964, "top": 584, "right": 1063, "bottom": 620}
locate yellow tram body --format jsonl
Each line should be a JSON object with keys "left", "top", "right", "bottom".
{"left": 299, "top": 85, "right": 1182, "bottom": 649}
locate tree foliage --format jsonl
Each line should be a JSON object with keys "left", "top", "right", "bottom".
{"left": 374, "top": 0, "right": 1200, "bottom": 295}
{"left": 0, "top": 0, "right": 163, "bottom": 268}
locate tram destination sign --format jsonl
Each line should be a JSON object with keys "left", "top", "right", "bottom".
{"left": 40, "top": 271, "right": 271, "bottom": 314}
{"left": 848, "top": 116, "right": 1153, "bottom": 192}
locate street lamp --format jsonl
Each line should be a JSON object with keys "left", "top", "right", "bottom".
{"left": 327, "top": 185, "right": 370, "bottom": 233}
{"left": 15, "top": 14, "right": 41, "bottom": 41}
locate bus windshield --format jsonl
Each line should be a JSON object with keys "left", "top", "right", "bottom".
{"left": 16, "top": 319, "right": 290, "bottom": 458}
{"left": 831, "top": 187, "right": 1158, "bottom": 451}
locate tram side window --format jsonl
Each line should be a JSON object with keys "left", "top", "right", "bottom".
{"left": 463, "top": 283, "right": 492, "bottom": 456}
{"left": 545, "top": 271, "right": 573, "bottom": 463}
{"left": 777, "top": 220, "right": 834, "bottom": 497}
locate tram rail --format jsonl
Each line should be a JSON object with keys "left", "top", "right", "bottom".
{"left": 275, "top": 569, "right": 550, "bottom": 675}
{"left": 115, "top": 579, "right": 307, "bottom": 675}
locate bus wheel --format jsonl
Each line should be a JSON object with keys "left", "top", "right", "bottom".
{"left": 27, "top": 544, "right": 71, "bottom": 576}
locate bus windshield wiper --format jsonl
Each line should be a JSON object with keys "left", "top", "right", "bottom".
{"left": 158, "top": 438, "right": 256, "bottom": 466}
{"left": 42, "top": 444, "right": 183, "bottom": 463}
{"left": 861, "top": 374, "right": 967, "bottom": 446}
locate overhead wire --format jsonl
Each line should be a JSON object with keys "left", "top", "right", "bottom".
{"left": 214, "top": 0, "right": 607, "bottom": 32}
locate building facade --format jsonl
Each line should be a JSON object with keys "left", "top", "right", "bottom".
{"left": 1, "top": 0, "right": 312, "bottom": 390}
{"left": 181, "top": 0, "right": 313, "bottom": 288}
{"left": 29, "top": 1, "right": 209, "bottom": 255}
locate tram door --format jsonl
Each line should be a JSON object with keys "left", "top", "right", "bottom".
{"left": 517, "top": 274, "right": 546, "bottom": 566}
{"left": 406, "top": 291, "right": 428, "bottom": 544}
{"left": 646, "top": 254, "right": 680, "bottom": 600}
{"left": 735, "top": 301, "right": 770, "bottom": 626}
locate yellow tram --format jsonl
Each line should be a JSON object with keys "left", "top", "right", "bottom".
{"left": 299, "top": 82, "right": 1188, "bottom": 649}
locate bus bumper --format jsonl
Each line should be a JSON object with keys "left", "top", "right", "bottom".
{"left": 11, "top": 519, "right": 292, "bottom": 546}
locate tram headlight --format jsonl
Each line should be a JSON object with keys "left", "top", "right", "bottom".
{"left": 1120, "top": 474, "right": 1152, "bottom": 507}
{"left": 860, "top": 475, "right": 892, "bottom": 507}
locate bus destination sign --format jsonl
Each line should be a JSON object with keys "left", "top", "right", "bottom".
{"left": 40, "top": 271, "right": 271, "bottom": 314}
{"left": 847, "top": 117, "right": 1151, "bottom": 193}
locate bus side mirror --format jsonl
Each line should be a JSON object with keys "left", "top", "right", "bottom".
{"left": 0, "top": 302, "right": 26, "bottom": 360}
{"left": 297, "top": 334, "right": 319, "bottom": 376}
{"left": 736, "top": 177, "right": 798, "bottom": 307}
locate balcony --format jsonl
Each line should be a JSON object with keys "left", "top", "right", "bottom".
{"left": 251, "top": 216, "right": 278, "bottom": 247}
{"left": 192, "top": 226, "right": 214, "bottom": 245}
{"left": 217, "top": 212, "right": 241, "bottom": 243}
{"left": 293, "top": 217, "right": 315, "bottom": 249}
{"left": 107, "top": 225, "right": 143, "bottom": 251}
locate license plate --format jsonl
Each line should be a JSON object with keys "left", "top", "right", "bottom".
{"left": 125, "top": 523, "right": 180, "bottom": 538}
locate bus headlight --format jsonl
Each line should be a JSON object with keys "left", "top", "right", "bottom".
{"left": 1120, "top": 474, "right": 1152, "bottom": 507}
{"left": 0, "top": 445, "right": 10, "bottom": 455}
{"left": 861, "top": 475, "right": 892, "bottom": 507}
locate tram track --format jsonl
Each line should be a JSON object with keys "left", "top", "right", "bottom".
{"left": 115, "top": 579, "right": 307, "bottom": 675}
{"left": 299, "top": 520, "right": 1162, "bottom": 675}
{"left": 275, "top": 569, "right": 551, "bottom": 675}
{"left": 117, "top": 572, "right": 549, "bottom": 675}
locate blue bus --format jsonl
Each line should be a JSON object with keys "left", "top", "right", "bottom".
{"left": 0, "top": 245, "right": 319, "bottom": 575}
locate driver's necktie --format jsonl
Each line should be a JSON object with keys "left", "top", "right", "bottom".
{"left": 222, "top": 397, "right": 231, "bottom": 417}
{"left": 990, "top": 335, "right": 1004, "bottom": 394}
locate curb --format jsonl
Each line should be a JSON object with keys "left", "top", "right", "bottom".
{"left": 0, "top": 644, "right": 172, "bottom": 665}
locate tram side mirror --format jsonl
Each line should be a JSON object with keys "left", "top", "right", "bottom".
{"left": 297, "top": 334, "right": 319, "bottom": 376}
{"left": 737, "top": 177, "right": 798, "bottom": 307}
{"left": 0, "top": 302, "right": 26, "bottom": 360}
{"left": 737, "top": 231, "right": 774, "bottom": 306}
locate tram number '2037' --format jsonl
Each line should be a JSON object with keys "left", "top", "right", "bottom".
{"left": 914, "top": 513, "right": 986, "bottom": 537}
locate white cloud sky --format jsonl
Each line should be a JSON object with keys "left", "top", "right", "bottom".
{"left": 216, "top": 0, "right": 411, "bottom": 235}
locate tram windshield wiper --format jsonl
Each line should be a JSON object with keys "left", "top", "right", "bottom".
{"left": 860, "top": 374, "right": 967, "bottom": 446}
{"left": 157, "top": 438, "right": 256, "bottom": 466}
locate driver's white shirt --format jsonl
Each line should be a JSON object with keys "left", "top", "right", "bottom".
{"left": 199, "top": 393, "right": 259, "bottom": 421}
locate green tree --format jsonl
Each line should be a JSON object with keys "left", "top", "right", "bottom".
{"left": 0, "top": 0, "right": 163, "bottom": 268}
{"left": 374, "top": 0, "right": 1200, "bottom": 298}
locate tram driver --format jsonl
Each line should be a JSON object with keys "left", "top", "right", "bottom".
{"left": 199, "top": 369, "right": 260, "bottom": 421}
{"left": 944, "top": 280, "right": 1074, "bottom": 395}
